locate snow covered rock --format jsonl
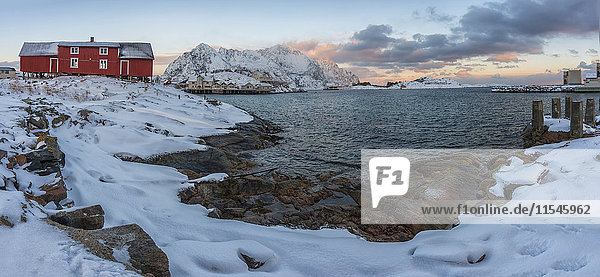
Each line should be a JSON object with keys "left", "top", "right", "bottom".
{"left": 54, "top": 222, "right": 171, "bottom": 277}
{"left": 162, "top": 43, "right": 359, "bottom": 91}
{"left": 49, "top": 204, "right": 105, "bottom": 230}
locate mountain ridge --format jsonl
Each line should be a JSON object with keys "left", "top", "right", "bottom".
{"left": 162, "top": 43, "right": 359, "bottom": 91}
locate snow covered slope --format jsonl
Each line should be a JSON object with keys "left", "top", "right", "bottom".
{"left": 162, "top": 43, "right": 359, "bottom": 90}
{"left": 389, "top": 77, "right": 464, "bottom": 89}
{"left": 2, "top": 76, "right": 600, "bottom": 276}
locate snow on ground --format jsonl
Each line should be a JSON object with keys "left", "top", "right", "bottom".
{"left": 2, "top": 76, "right": 600, "bottom": 276}
{"left": 544, "top": 115, "right": 597, "bottom": 134}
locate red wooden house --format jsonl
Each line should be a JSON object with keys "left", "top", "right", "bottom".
{"left": 19, "top": 37, "right": 154, "bottom": 78}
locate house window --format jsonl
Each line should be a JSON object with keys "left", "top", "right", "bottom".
{"left": 99, "top": 47, "right": 108, "bottom": 55}
{"left": 70, "top": 58, "right": 79, "bottom": 68}
{"left": 99, "top": 59, "right": 107, "bottom": 69}
{"left": 70, "top": 47, "right": 79, "bottom": 54}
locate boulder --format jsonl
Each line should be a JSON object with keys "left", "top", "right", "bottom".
{"left": 89, "top": 224, "right": 170, "bottom": 277}
{"left": 37, "top": 177, "right": 68, "bottom": 205}
{"left": 50, "top": 205, "right": 104, "bottom": 230}
{"left": 27, "top": 116, "right": 49, "bottom": 130}
{"left": 47, "top": 221, "right": 170, "bottom": 277}
{"left": 24, "top": 147, "right": 65, "bottom": 176}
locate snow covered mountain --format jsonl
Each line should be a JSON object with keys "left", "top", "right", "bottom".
{"left": 162, "top": 43, "right": 359, "bottom": 91}
{"left": 389, "top": 77, "right": 464, "bottom": 89}
{"left": 316, "top": 58, "right": 360, "bottom": 86}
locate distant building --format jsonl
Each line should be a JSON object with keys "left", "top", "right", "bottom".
{"left": 186, "top": 75, "right": 273, "bottom": 94}
{"left": 251, "top": 71, "right": 274, "bottom": 83}
{"left": 563, "top": 69, "right": 582, "bottom": 85}
{"left": 19, "top": 37, "right": 154, "bottom": 79}
{"left": 0, "top": 67, "right": 17, "bottom": 79}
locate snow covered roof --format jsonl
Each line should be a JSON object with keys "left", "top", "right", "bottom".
{"left": 19, "top": 41, "right": 154, "bottom": 60}
{"left": 19, "top": 42, "right": 59, "bottom": 56}
{"left": 57, "top": 42, "right": 120, "bottom": 47}
{"left": 119, "top": 43, "right": 154, "bottom": 60}
{"left": 0, "top": 67, "right": 16, "bottom": 71}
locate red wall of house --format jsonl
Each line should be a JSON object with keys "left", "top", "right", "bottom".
{"left": 127, "top": 59, "right": 153, "bottom": 77}
{"left": 21, "top": 45, "right": 153, "bottom": 77}
{"left": 20, "top": 56, "right": 55, "bottom": 73}
{"left": 57, "top": 46, "right": 120, "bottom": 76}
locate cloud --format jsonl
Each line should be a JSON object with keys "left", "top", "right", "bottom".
{"left": 485, "top": 53, "right": 522, "bottom": 63}
{"left": 413, "top": 7, "right": 456, "bottom": 22}
{"left": 569, "top": 49, "right": 579, "bottom": 55}
{"left": 326, "top": 0, "right": 597, "bottom": 72}
{"left": 587, "top": 48, "right": 599, "bottom": 54}
{"left": 496, "top": 64, "right": 519, "bottom": 69}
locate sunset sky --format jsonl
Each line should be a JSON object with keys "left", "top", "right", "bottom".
{"left": 1, "top": 0, "right": 599, "bottom": 85}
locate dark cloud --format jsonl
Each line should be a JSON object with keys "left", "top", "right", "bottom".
{"left": 413, "top": 7, "right": 456, "bottom": 22}
{"left": 329, "top": 0, "right": 597, "bottom": 72}
{"left": 587, "top": 49, "right": 599, "bottom": 54}
{"left": 569, "top": 49, "right": 580, "bottom": 55}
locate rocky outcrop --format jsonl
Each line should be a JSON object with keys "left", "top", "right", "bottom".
{"left": 125, "top": 117, "right": 281, "bottom": 176}
{"left": 179, "top": 170, "right": 442, "bottom": 242}
{"left": 202, "top": 117, "right": 282, "bottom": 153}
{"left": 49, "top": 221, "right": 170, "bottom": 277}
{"left": 90, "top": 224, "right": 170, "bottom": 277}
{"left": 522, "top": 124, "right": 595, "bottom": 147}
{"left": 50, "top": 205, "right": 104, "bottom": 230}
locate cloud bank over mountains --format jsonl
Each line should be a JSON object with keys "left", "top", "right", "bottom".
{"left": 287, "top": 0, "right": 598, "bottom": 84}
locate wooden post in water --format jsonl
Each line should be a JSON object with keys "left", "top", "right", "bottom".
{"left": 585, "top": 98, "right": 596, "bottom": 127}
{"left": 570, "top": 101, "right": 583, "bottom": 139}
{"left": 565, "top": 96, "right": 572, "bottom": 119}
{"left": 532, "top": 100, "right": 544, "bottom": 130}
{"left": 552, "top": 98, "right": 561, "bottom": 118}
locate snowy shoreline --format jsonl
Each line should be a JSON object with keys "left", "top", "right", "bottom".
{"left": 2, "top": 76, "right": 600, "bottom": 276}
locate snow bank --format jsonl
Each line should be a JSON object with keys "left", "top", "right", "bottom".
{"left": 3, "top": 76, "right": 600, "bottom": 276}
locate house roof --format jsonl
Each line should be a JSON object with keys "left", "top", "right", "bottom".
{"left": 0, "top": 67, "right": 16, "bottom": 71}
{"left": 19, "top": 42, "right": 59, "bottom": 56}
{"left": 19, "top": 41, "right": 154, "bottom": 60}
{"left": 57, "top": 42, "right": 120, "bottom": 47}
{"left": 119, "top": 43, "right": 154, "bottom": 59}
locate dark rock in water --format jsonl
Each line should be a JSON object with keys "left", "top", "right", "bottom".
{"left": 50, "top": 205, "right": 104, "bottom": 230}
{"left": 203, "top": 117, "right": 282, "bottom": 153}
{"left": 48, "top": 221, "right": 170, "bottom": 277}
{"left": 138, "top": 148, "right": 257, "bottom": 176}
{"left": 90, "top": 224, "right": 170, "bottom": 277}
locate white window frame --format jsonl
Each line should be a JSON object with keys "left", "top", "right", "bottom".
{"left": 70, "top": 58, "right": 79, "bottom": 68}
{"left": 99, "top": 47, "right": 108, "bottom": 55}
{"left": 99, "top": 59, "right": 108, "bottom": 70}
{"left": 70, "top": 47, "right": 79, "bottom": 54}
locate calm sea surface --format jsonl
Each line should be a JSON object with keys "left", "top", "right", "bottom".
{"left": 209, "top": 88, "right": 599, "bottom": 176}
